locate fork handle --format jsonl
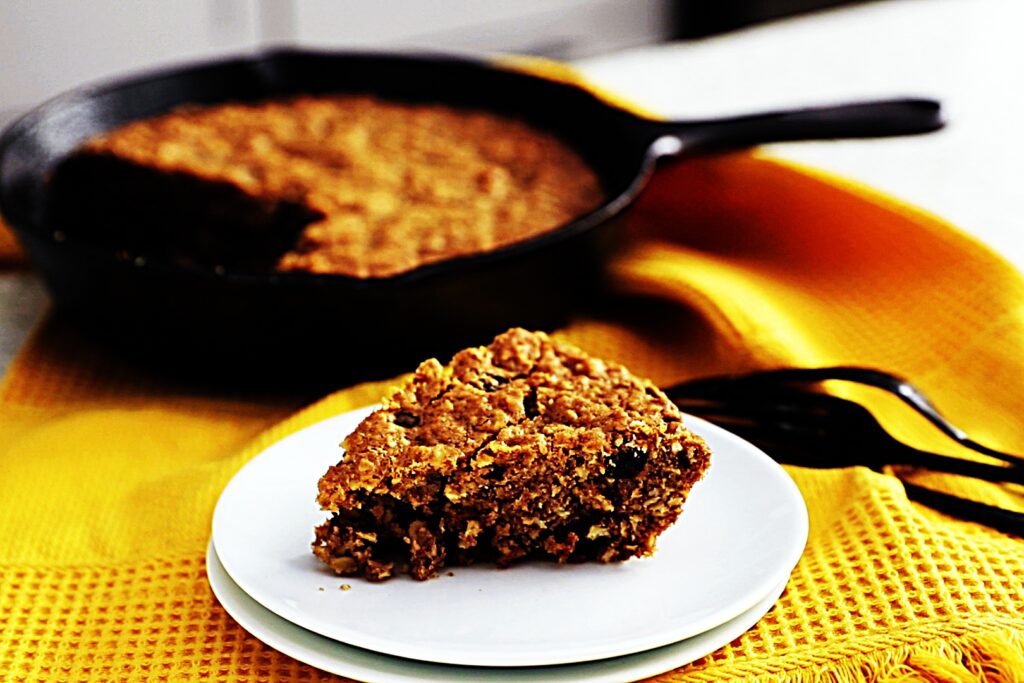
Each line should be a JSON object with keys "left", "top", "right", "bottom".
{"left": 902, "top": 480, "right": 1024, "bottom": 537}
{"left": 733, "top": 366, "right": 1024, "bottom": 467}
{"left": 898, "top": 446, "right": 1024, "bottom": 486}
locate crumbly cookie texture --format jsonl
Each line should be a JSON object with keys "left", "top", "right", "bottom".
{"left": 313, "top": 328, "right": 712, "bottom": 581}
{"left": 68, "top": 95, "right": 603, "bottom": 277}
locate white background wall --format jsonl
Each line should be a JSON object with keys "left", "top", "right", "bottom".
{"left": 0, "top": 0, "right": 672, "bottom": 129}
{"left": 0, "top": 1, "right": 258, "bottom": 125}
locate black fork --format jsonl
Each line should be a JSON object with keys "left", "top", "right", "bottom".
{"left": 664, "top": 367, "right": 1024, "bottom": 537}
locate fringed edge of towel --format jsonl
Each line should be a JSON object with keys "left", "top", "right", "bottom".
{"left": 671, "top": 624, "right": 1024, "bottom": 683}
{"left": 872, "top": 628, "right": 1024, "bottom": 683}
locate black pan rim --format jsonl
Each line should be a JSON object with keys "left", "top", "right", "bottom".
{"left": 0, "top": 48, "right": 654, "bottom": 288}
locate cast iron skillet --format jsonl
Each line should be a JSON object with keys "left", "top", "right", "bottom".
{"left": 0, "top": 50, "right": 943, "bottom": 388}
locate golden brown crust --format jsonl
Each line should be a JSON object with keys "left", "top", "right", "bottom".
{"left": 77, "top": 96, "right": 603, "bottom": 277}
{"left": 313, "top": 328, "right": 712, "bottom": 581}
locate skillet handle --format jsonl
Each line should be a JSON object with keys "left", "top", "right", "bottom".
{"left": 643, "top": 98, "right": 944, "bottom": 157}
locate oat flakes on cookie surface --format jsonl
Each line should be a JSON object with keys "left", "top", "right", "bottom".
{"left": 60, "top": 96, "right": 603, "bottom": 277}
{"left": 312, "top": 328, "right": 712, "bottom": 581}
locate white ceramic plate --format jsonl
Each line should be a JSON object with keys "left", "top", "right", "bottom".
{"left": 207, "top": 541, "right": 789, "bottom": 683}
{"left": 212, "top": 408, "right": 807, "bottom": 667}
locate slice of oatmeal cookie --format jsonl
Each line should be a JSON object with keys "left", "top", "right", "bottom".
{"left": 313, "top": 328, "right": 711, "bottom": 581}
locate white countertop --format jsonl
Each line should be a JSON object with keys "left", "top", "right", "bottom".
{"left": 575, "top": 0, "right": 1024, "bottom": 271}
{"left": 2, "top": 0, "right": 1020, "bottom": 377}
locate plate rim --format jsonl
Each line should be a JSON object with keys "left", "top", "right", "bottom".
{"left": 212, "top": 407, "right": 808, "bottom": 667}
{"left": 206, "top": 539, "right": 790, "bottom": 683}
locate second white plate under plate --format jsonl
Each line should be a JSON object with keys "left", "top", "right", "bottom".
{"left": 207, "top": 540, "right": 789, "bottom": 683}
{"left": 212, "top": 407, "right": 808, "bottom": 667}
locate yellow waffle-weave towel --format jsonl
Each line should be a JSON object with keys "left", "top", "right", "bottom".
{"left": 1, "top": 92, "right": 1023, "bottom": 683}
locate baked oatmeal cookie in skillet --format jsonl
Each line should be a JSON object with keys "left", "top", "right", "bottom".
{"left": 54, "top": 96, "right": 603, "bottom": 277}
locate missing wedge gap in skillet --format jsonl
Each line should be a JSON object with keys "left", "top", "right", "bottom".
{"left": 0, "top": 50, "right": 944, "bottom": 387}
